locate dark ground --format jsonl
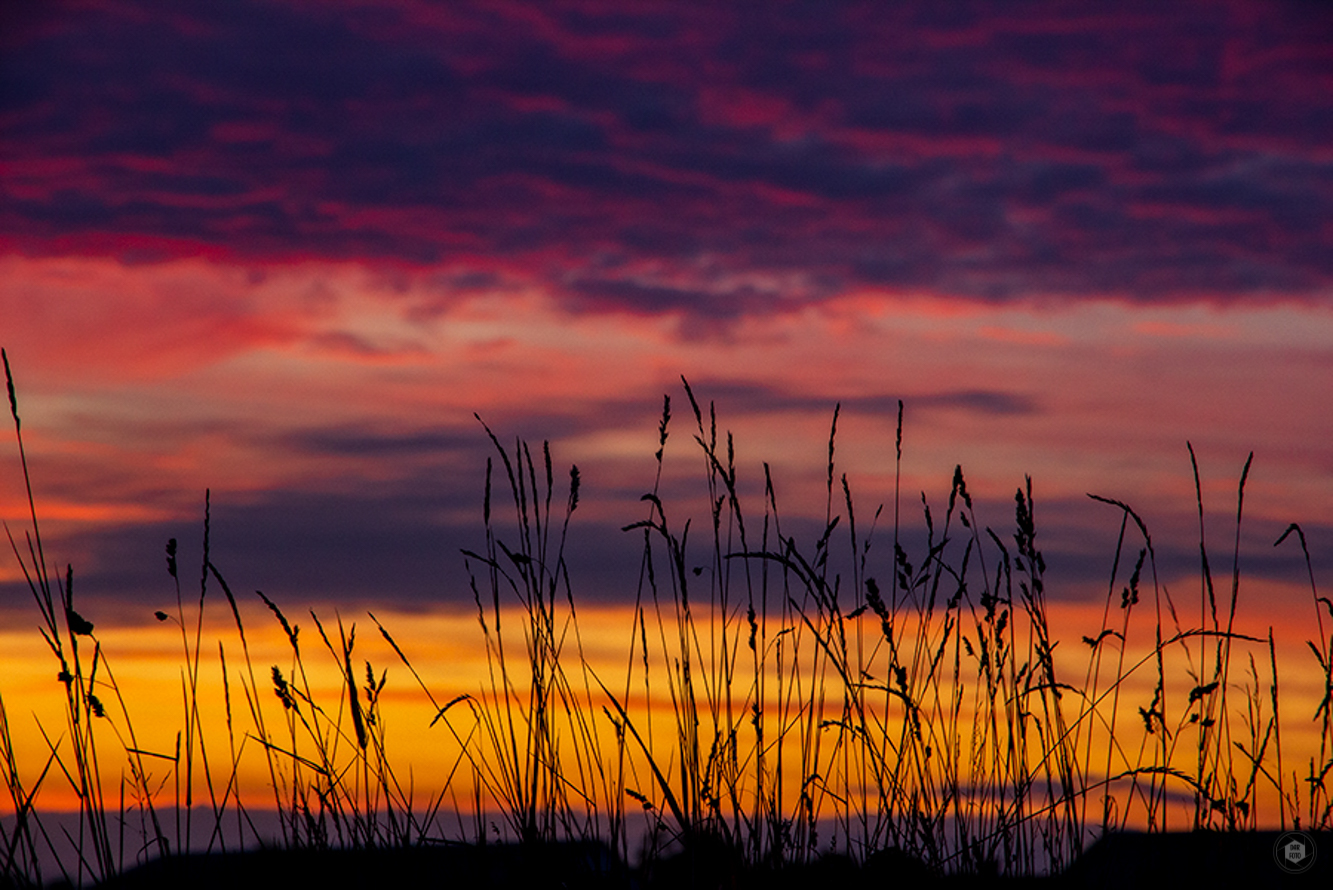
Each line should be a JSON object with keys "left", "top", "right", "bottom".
{"left": 67, "top": 831, "right": 1331, "bottom": 890}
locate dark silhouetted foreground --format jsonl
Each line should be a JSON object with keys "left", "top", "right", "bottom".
{"left": 76, "top": 831, "right": 1332, "bottom": 890}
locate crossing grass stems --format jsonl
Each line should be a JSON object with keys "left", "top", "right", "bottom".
{"left": 0, "top": 353, "right": 1330, "bottom": 886}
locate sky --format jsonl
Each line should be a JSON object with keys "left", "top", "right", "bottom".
{"left": 1, "top": 0, "right": 1332, "bottom": 634}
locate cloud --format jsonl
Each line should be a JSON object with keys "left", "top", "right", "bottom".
{"left": 1, "top": 3, "right": 1331, "bottom": 630}
{"left": 0, "top": 255, "right": 304, "bottom": 383}
{"left": 13, "top": 460, "right": 1329, "bottom": 623}
{"left": 1, "top": 0, "right": 1330, "bottom": 319}
{"left": 278, "top": 425, "right": 481, "bottom": 460}
{"left": 668, "top": 378, "right": 1037, "bottom": 420}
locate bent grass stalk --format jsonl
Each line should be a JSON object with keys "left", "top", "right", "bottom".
{"left": 0, "top": 356, "right": 1330, "bottom": 886}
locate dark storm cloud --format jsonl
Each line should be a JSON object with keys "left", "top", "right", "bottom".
{"left": 3, "top": 0, "right": 1332, "bottom": 310}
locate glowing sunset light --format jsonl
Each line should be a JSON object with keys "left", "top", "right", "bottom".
{"left": 1, "top": 0, "right": 1331, "bottom": 881}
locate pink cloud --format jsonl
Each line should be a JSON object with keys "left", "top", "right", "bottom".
{"left": 0, "top": 255, "right": 306, "bottom": 384}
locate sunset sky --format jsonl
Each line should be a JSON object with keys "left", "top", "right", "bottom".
{"left": 2, "top": 0, "right": 1331, "bottom": 636}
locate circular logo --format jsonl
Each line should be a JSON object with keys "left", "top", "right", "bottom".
{"left": 1273, "top": 830, "right": 1317, "bottom": 875}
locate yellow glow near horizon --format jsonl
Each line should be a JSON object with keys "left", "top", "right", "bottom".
{"left": 0, "top": 592, "right": 1326, "bottom": 834}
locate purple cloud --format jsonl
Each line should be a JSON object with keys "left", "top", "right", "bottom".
{"left": 1, "top": 0, "right": 1331, "bottom": 314}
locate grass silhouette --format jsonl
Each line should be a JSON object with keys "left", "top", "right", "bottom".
{"left": 0, "top": 351, "right": 1330, "bottom": 886}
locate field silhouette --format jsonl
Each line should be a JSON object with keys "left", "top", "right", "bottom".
{"left": 1, "top": 352, "right": 1331, "bottom": 887}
